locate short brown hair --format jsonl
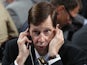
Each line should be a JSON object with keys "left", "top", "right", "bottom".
{"left": 28, "top": 2, "right": 57, "bottom": 28}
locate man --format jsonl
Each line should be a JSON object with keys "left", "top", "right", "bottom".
{"left": 51, "top": 0, "right": 82, "bottom": 28}
{"left": 20, "top": 0, "right": 82, "bottom": 41}
{"left": 71, "top": 23, "right": 87, "bottom": 52}
{"left": 2, "top": 2, "right": 87, "bottom": 65}
{"left": 51, "top": 0, "right": 83, "bottom": 41}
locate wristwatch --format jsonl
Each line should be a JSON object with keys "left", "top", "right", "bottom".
{"left": 49, "top": 54, "right": 59, "bottom": 60}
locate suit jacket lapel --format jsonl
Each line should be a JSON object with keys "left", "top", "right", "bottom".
{"left": 25, "top": 44, "right": 36, "bottom": 65}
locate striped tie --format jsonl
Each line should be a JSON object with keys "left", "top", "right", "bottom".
{"left": 38, "top": 56, "right": 48, "bottom": 65}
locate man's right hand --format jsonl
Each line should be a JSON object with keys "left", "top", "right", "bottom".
{"left": 16, "top": 29, "right": 32, "bottom": 65}
{"left": 49, "top": 24, "right": 64, "bottom": 57}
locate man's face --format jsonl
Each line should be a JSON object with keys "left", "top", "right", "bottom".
{"left": 57, "top": 5, "right": 80, "bottom": 28}
{"left": 29, "top": 15, "right": 55, "bottom": 56}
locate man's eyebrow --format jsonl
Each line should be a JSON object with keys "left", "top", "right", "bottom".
{"left": 44, "top": 28, "right": 51, "bottom": 31}
{"left": 32, "top": 29, "right": 40, "bottom": 32}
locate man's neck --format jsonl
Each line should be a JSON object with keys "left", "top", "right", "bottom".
{"left": 35, "top": 49, "right": 49, "bottom": 61}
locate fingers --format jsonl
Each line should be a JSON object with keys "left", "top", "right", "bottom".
{"left": 17, "top": 28, "right": 30, "bottom": 62}
{"left": 17, "top": 28, "right": 32, "bottom": 47}
{"left": 56, "top": 24, "right": 60, "bottom": 34}
{"left": 56, "top": 24, "right": 60, "bottom": 29}
{"left": 19, "top": 28, "right": 29, "bottom": 39}
{"left": 25, "top": 28, "right": 29, "bottom": 32}
{"left": 48, "top": 24, "right": 63, "bottom": 42}
{"left": 55, "top": 24, "right": 63, "bottom": 36}
{"left": 54, "top": 24, "right": 64, "bottom": 44}
{"left": 18, "top": 36, "right": 31, "bottom": 44}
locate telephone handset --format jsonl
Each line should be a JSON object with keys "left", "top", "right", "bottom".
{"left": 26, "top": 30, "right": 34, "bottom": 65}
{"left": 25, "top": 29, "right": 33, "bottom": 49}
{"left": 25, "top": 36, "right": 32, "bottom": 48}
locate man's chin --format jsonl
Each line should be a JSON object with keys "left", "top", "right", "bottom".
{"left": 36, "top": 46, "right": 48, "bottom": 55}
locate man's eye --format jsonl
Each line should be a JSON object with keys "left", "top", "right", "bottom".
{"left": 44, "top": 29, "right": 51, "bottom": 33}
{"left": 44, "top": 29, "right": 51, "bottom": 35}
{"left": 33, "top": 31, "right": 40, "bottom": 36}
{"left": 44, "top": 30, "right": 49, "bottom": 33}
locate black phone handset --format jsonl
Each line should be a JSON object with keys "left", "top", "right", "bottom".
{"left": 28, "top": 36, "right": 34, "bottom": 65}
{"left": 28, "top": 35, "right": 32, "bottom": 44}
{"left": 25, "top": 28, "right": 32, "bottom": 48}
{"left": 25, "top": 36, "right": 32, "bottom": 50}
{"left": 26, "top": 29, "right": 34, "bottom": 65}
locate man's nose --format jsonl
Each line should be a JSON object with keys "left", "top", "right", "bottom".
{"left": 38, "top": 33, "right": 45, "bottom": 42}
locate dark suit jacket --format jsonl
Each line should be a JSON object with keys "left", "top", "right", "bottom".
{"left": 72, "top": 24, "right": 87, "bottom": 51}
{"left": 2, "top": 38, "right": 87, "bottom": 65}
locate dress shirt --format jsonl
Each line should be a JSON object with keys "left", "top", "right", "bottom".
{"left": 14, "top": 48, "right": 61, "bottom": 65}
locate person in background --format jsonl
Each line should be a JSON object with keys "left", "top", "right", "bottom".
{"left": 71, "top": 23, "right": 87, "bottom": 53}
{"left": 2, "top": 2, "right": 87, "bottom": 65}
{"left": 0, "top": 1, "right": 18, "bottom": 61}
{"left": 51, "top": 0, "right": 83, "bottom": 41}
{"left": 0, "top": 1, "right": 18, "bottom": 48}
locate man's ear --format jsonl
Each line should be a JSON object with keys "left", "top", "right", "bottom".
{"left": 56, "top": 5, "right": 65, "bottom": 14}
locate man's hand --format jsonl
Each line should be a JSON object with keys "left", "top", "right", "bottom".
{"left": 16, "top": 29, "right": 32, "bottom": 65}
{"left": 49, "top": 24, "right": 64, "bottom": 57}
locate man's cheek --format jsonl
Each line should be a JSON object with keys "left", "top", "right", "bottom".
{"left": 32, "top": 38, "right": 38, "bottom": 43}
{"left": 48, "top": 31, "right": 55, "bottom": 42}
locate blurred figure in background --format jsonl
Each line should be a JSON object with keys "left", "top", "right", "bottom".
{"left": 0, "top": 1, "right": 18, "bottom": 61}
{"left": 71, "top": 21, "right": 87, "bottom": 53}
{"left": 51, "top": 0, "right": 83, "bottom": 41}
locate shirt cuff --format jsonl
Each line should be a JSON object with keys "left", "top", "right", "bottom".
{"left": 14, "top": 60, "right": 18, "bottom": 65}
{"left": 48, "top": 54, "right": 61, "bottom": 65}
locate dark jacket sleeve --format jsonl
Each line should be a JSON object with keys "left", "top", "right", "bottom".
{"left": 59, "top": 43, "right": 87, "bottom": 65}
{"left": 51, "top": 60, "right": 63, "bottom": 65}
{"left": 2, "top": 38, "right": 18, "bottom": 65}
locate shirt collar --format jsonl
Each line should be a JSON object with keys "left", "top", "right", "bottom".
{"left": 34, "top": 48, "right": 49, "bottom": 61}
